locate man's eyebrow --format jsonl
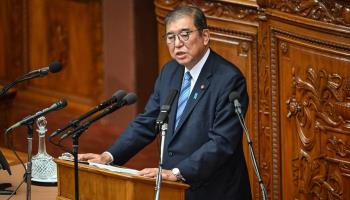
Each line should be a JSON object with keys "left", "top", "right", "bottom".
{"left": 166, "top": 28, "right": 191, "bottom": 35}
{"left": 180, "top": 28, "right": 191, "bottom": 32}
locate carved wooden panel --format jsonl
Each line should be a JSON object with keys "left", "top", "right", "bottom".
{"left": 270, "top": 0, "right": 350, "bottom": 27}
{"left": 272, "top": 26, "right": 350, "bottom": 199}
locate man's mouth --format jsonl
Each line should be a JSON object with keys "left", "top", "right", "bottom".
{"left": 175, "top": 51, "right": 186, "bottom": 58}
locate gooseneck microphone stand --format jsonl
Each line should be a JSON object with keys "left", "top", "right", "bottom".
{"left": 0, "top": 61, "right": 62, "bottom": 98}
{"left": 5, "top": 99, "right": 67, "bottom": 200}
{"left": 72, "top": 133, "right": 81, "bottom": 200}
{"left": 57, "top": 93, "right": 137, "bottom": 200}
{"left": 5, "top": 119, "right": 35, "bottom": 200}
{"left": 25, "top": 123, "right": 34, "bottom": 200}
{"left": 0, "top": 74, "right": 40, "bottom": 97}
{"left": 0, "top": 61, "right": 62, "bottom": 200}
{"left": 62, "top": 105, "right": 118, "bottom": 200}
{"left": 237, "top": 113, "right": 267, "bottom": 200}
{"left": 154, "top": 123, "right": 167, "bottom": 200}
{"left": 231, "top": 93, "right": 268, "bottom": 200}
{"left": 154, "top": 89, "right": 178, "bottom": 200}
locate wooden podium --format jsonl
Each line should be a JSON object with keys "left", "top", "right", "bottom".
{"left": 56, "top": 159, "right": 189, "bottom": 200}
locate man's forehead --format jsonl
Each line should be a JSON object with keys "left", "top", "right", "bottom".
{"left": 166, "top": 15, "right": 194, "bottom": 32}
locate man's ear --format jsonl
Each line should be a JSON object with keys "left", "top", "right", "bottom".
{"left": 202, "top": 29, "right": 210, "bottom": 45}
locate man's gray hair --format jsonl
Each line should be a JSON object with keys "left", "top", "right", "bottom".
{"left": 164, "top": 6, "right": 208, "bottom": 31}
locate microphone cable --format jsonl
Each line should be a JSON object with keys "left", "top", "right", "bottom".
{"left": 4, "top": 128, "right": 27, "bottom": 200}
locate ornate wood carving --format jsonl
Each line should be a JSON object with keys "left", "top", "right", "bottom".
{"left": 269, "top": 28, "right": 281, "bottom": 199}
{"left": 155, "top": 0, "right": 259, "bottom": 23}
{"left": 270, "top": 21, "right": 350, "bottom": 198}
{"left": 258, "top": 26, "right": 272, "bottom": 198}
{"left": 286, "top": 67, "right": 350, "bottom": 199}
{"left": 280, "top": 42, "right": 288, "bottom": 55}
{"left": 208, "top": 25, "right": 256, "bottom": 41}
{"left": 292, "top": 151, "right": 344, "bottom": 199}
{"left": 288, "top": 68, "right": 350, "bottom": 133}
{"left": 327, "top": 136, "right": 350, "bottom": 158}
{"left": 197, "top": 1, "right": 258, "bottom": 22}
{"left": 239, "top": 41, "right": 250, "bottom": 57}
{"left": 271, "top": 0, "right": 350, "bottom": 27}
{"left": 249, "top": 32, "right": 260, "bottom": 200}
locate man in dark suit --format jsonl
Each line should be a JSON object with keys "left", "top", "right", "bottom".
{"left": 79, "top": 5, "right": 251, "bottom": 200}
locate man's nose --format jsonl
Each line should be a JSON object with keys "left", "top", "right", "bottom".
{"left": 174, "top": 35, "right": 184, "bottom": 47}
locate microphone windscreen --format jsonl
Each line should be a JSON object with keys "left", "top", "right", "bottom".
{"left": 229, "top": 92, "right": 240, "bottom": 103}
{"left": 112, "top": 90, "right": 127, "bottom": 102}
{"left": 123, "top": 93, "right": 137, "bottom": 105}
{"left": 48, "top": 61, "right": 63, "bottom": 73}
{"left": 56, "top": 98, "right": 68, "bottom": 110}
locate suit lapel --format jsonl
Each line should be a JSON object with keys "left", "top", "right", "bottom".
{"left": 167, "top": 65, "right": 184, "bottom": 136}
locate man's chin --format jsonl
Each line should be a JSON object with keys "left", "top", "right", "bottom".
{"left": 175, "top": 59, "right": 189, "bottom": 66}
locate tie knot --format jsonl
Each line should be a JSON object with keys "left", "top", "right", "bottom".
{"left": 184, "top": 72, "right": 192, "bottom": 81}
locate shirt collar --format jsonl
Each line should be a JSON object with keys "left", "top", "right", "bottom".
{"left": 184, "top": 48, "right": 210, "bottom": 83}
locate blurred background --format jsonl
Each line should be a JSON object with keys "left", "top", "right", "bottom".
{"left": 0, "top": 0, "right": 159, "bottom": 169}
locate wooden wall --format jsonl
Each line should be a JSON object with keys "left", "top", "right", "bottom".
{"left": 0, "top": 0, "right": 159, "bottom": 170}
{"left": 155, "top": 0, "right": 350, "bottom": 199}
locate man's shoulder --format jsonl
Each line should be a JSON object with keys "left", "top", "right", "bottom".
{"left": 160, "top": 59, "right": 181, "bottom": 74}
{"left": 209, "top": 50, "right": 243, "bottom": 77}
{"left": 163, "top": 59, "right": 179, "bottom": 68}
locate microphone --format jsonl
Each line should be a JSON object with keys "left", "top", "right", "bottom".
{"left": 26, "top": 61, "right": 63, "bottom": 77}
{"left": 228, "top": 91, "right": 268, "bottom": 200}
{"left": 50, "top": 90, "right": 127, "bottom": 138}
{"left": 229, "top": 92, "right": 242, "bottom": 114}
{"left": 116, "top": 92, "right": 137, "bottom": 107}
{"left": 0, "top": 61, "right": 63, "bottom": 98}
{"left": 154, "top": 90, "right": 178, "bottom": 199}
{"left": 59, "top": 92, "right": 137, "bottom": 140}
{"left": 6, "top": 99, "right": 67, "bottom": 132}
{"left": 156, "top": 89, "right": 178, "bottom": 127}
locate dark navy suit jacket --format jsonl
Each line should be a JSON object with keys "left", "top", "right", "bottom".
{"left": 108, "top": 50, "right": 251, "bottom": 200}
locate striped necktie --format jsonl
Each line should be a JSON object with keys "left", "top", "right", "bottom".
{"left": 175, "top": 71, "right": 192, "bottom": 128}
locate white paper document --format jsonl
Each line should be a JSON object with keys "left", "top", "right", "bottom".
{"left": 89, "top": 162, "right": 139, "bottom": 175}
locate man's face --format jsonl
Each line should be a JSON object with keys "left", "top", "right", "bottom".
{"left": 166, "top": 15, "right": 209, "bottom": 69}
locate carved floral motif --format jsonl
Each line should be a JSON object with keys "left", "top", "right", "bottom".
{"left": 258, "top": 30, "right": 272, "bottom": 198}
{"left": 272, "top": 0, "right": 350, "bottom": 27}
{"left": 287, "top": 67, "right": 347, "bottom": 130}
{"left": 155, "top": 0, "right": 258, "bottom": 22}
{"left": 327, "top": 136, "right": 350, "bottom": 158}
{"left": 292, "top": 151, "right": 343, "bottom": 199}
{"left": 239, "top": 41, "right": 250, "bottom": 57}
{"left": 286, "top": 67, "right": 350, "bottom": 199}
{"left": 280, "top": 42, "right": 288, "bottom": 55}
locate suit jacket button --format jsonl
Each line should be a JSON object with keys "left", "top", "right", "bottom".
{"left": 168, "top": 152, "right": 174, "bottom": 157}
